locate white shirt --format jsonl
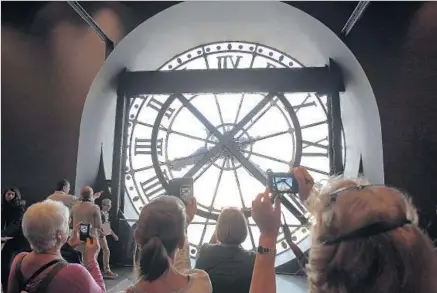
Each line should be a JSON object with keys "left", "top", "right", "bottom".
{"left": 118, "top": 269, "right": 212, "bottom": 293}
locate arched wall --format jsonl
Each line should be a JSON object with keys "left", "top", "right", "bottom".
{"left": 76, "top": 2, "right": 384, "bottom": 195}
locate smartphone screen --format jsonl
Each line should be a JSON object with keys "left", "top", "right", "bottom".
{"left": 180, "top": 185, "right": 193, "bottom": 201}
{"left": 268, "top": 172, "right": 299, "bottom": 194}
{"left": 79, "top": 223, "right": 90, "bottom": 241}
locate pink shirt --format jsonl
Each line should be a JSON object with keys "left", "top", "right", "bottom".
{"left": 8, "top": 252, "right": 105, "bottom": 293}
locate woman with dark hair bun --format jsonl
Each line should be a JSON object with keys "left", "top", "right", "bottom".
{"left": 1, "top": 187, "right": 29, "bottom": 292}
{"left": 119, "top": 196, "right": 212, "bottom": 293}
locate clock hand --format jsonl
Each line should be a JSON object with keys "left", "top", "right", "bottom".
{"left": 168, "top": 147, "right": 209, "bottom": 171}
{"left": 237, "top": 136, "right": 260, "bottom": 149}
{"left": 240, "top": 159, "right": 267, "bottom": 180}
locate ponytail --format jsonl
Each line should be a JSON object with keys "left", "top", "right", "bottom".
{"left": 139, "top": 236, "right": 170, "bottom": 281}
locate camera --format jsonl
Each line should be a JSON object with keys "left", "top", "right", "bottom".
{"left": 79, "top": 223, "right": 91, "bottom": 241}
{"left": 267, "top": 172, "right": 299, "bottom": 194}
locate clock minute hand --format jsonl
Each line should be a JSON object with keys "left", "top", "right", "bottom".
{"left": 169, "top": 147, "right": 209, "bottom": 171}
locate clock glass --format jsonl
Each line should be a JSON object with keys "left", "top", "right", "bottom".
{"left": 124, "top": 41, "right": 343, "bottom": 263}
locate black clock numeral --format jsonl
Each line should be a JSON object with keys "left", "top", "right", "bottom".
{"left": 293, "top": 101, "right": 316, "bottom": 111}
{"left": 140, "top": 171, "right": 168, "bottom": 200}
{"left": 134, "top": 138, "right": 162, "bottom": 156}
{"left": 292, "top": 94, "right": 316, "bottom": 111}
{"left": 217, "top": 55, "right": 242, "bottom": 69}
{"left": 301, "top": 120, "right": 328, "bottom": 130}
{"left": 302, "top": 166, "right": 329, "bottom": 176}
{"left": 302, "top": 138, "right": 329, "bottom": 158}
{"left": 147, "top": 97, "right": 175, "bottom": 119}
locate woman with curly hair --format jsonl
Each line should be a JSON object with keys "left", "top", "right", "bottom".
{"left": 249, "top": 167, "right": 437, "bottom": 293}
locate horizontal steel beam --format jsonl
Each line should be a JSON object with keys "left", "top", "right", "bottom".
{"left": 120, "top": 66, "right": 345, "bottom": 96}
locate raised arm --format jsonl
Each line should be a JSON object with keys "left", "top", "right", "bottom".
{"left": 174, "top": 197, "right": 197, "bottom": 271}
{"left": 77, "top": 236, "right": 106, "bottom": 292}
{"left": 250, "top": 188, "right": 281, "bottom": 293}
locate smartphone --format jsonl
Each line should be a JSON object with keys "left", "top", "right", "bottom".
{"left": 79, "top": 223, "right": 91, "bottom": 241}
{"left": 268, "top": 172, "right": 299, "bottom": 194}
{"left": 168, "top": 178, "right": 194, "bottom": 205}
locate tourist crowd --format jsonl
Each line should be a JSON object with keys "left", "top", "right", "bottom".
{"left": 2, "top": 166, "right": 437, "bottom": 293}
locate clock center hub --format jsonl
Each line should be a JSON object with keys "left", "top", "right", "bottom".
{"left": 205, "top": 123, "right": 253, "bottom": 171}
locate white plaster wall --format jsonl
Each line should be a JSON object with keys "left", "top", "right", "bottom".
{"left": 76, "top": 1, "right": 383, "bottom": 191}
{"left": 76, "top": 1, "right": 384, "bottom": 265}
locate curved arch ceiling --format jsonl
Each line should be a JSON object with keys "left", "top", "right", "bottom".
{"left": 76, "top": 1, "right": 384, "bottom": 265}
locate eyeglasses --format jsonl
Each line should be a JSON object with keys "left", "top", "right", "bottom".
{"left": 319, "top": 184, "right": 411, "bottom": 245}
{"left": 328, "top": 184, "right": 385, "bottom": 202}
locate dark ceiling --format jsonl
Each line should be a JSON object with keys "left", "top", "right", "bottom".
{"left": 1, "top": 1, "right": 363, "bottom": 35}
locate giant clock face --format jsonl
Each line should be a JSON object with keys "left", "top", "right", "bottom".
{"left": 125, "top": 41, "right": 339, "bottom": 262}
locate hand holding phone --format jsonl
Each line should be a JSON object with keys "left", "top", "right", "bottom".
{"left": 267, "top": 172, "right": 299, "bottom": 194}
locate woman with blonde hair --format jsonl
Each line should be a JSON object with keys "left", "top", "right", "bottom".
{"left": 249, "top": 166, "right": 437, "bottom": 293}
{"left": 7, "top": 199, "right": 105, "bottom": 293}
{"left": 195, "top": 207, "right": 255, "bottom": 293}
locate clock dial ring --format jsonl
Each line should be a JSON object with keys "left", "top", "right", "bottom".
{"left": 150, "top": 91, "right": 303, "bottom": 220}
{"left": 125, "top": 41, "right": 340, "bottom": 257}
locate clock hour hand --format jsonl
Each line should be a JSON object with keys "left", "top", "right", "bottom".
{"left": 168, "top": 146, "right": 209, "bottom": 171}
{"left": 237, "top": 136, "right": 261, "bottom": 148}
{"left": 246, "top": 161, "right": 267, "bottom": 180}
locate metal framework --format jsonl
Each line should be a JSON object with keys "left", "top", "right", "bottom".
{"left": 341, "top": 1, "right": 371, "bottom": 37}
{"left": 110, "top": 70, "right": 128, "bottom": 232}
{"left": 67, "top": 1, "right": 114, "bottom": 58}
{"left": 120, "top": 66, "right": 344, "bottom": 96}
{"left": 112, "top": 63, "right": 345, "bottom": 233}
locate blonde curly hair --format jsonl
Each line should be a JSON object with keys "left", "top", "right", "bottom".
{"left": 306, "top": 177, "right": 437, "bottom": 293}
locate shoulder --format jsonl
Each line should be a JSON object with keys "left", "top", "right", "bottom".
{"left": 93, "top": 204, "right": 101, "bottom": 214}
{"left": 11, "top": 252, "right": 28, "bottom": 268}
{"left": 199, "top": 243, "right": 217, "bottom": 253}
{"left": 244, "top": 248, "right": 256, "bottom": 257}
{"left": 57, "top": 263, "right": 91, "bottom": 278}
{"left": 52, "top": 264, "right": 101, "bottom": 290}
{"left": 185, "top": 269, "right": 212, "bottom": 293}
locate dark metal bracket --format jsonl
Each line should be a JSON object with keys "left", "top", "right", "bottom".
{"left": 341, "top": 1, "right": 371, "bottom": 37}
{"left": 67, "top": 1, "right": 115, "bottom": 58}
{"left": 327, "top": 59, "right": 344, "bottom": 174}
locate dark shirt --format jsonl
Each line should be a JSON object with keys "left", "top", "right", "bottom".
{"left": 1, "top": 204, "right": 28, "bottom": 250}
{"left": 1, "top": 204, "right": 25, "bottom": 238}
{"left": 195, "top": 244, "right": 255, "bottom": 293}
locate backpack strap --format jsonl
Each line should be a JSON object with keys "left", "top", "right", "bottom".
{"left": 14, "top": 255, "right": 66, "bottom": 293}
{"left": 14, "top": 254, "right": 27, "bottom": 290}
{"left": 33, "top": 260, "right": 68, "bottom": 292}
{"left": 25, "top": 259, "right": 64, "bottom": 285}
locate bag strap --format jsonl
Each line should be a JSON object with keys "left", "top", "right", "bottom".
{"left": 33, "top": 261, "right": 68, "bottom": 293}
{"left": 14, "top": 255, "right": 65, "bottom": 292}
{"left": 14, "top": 254, "right": 27, "bottom": 289}
{"left": 25, "top": 259, "right": 64, "bottom": 285}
